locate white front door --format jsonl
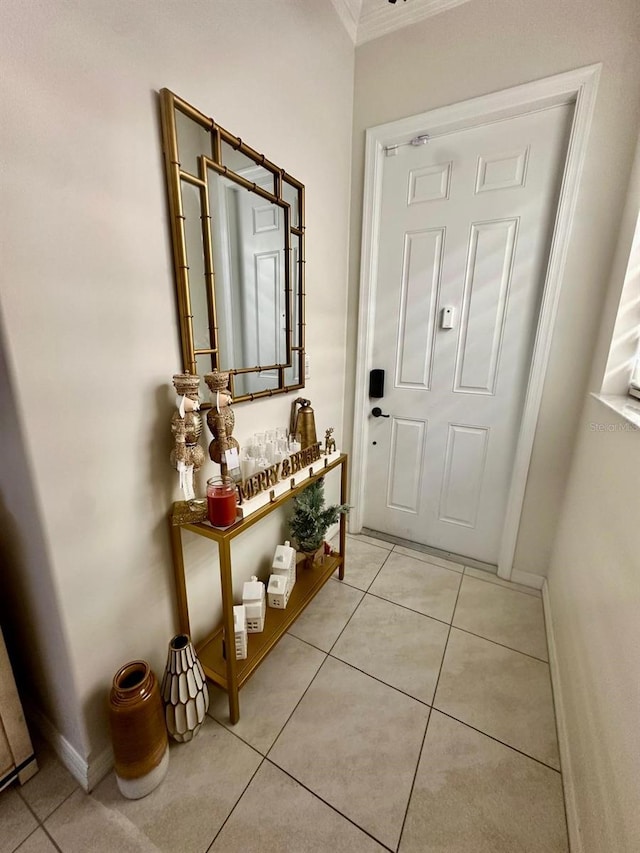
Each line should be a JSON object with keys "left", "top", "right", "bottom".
{"left": 363, "top": 104, "right": 573, "bottom": 565}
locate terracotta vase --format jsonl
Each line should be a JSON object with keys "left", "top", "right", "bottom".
{"left": 161, "top": 634, "right": 209, "bottom": 743}
{"left": 108, "top": 660, "right": 169, "bottom": 799}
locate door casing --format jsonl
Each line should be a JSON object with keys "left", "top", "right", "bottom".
{"left": 350, "top": 64, "right": 601, "bottom": 583}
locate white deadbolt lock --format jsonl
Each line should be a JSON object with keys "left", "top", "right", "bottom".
{"left": 440, "top": 306, "right": 455, "bottom": 330}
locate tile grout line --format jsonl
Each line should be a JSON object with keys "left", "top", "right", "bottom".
{"left": 324, "top": 546, "right": 396, "bottom": 655}
{"left": 13, "top": 787, "right": 66, "bottom": 853}
{"left": 395, "top": 567, "right": 464, "bottom": 851}
{"left": 7, "top": 813, "right": 66, "bottom": 853}
{"left": 345, "top": 534, "right": 393, "bottom": 554}
{"left": 264, "top": 570, "right": 391, "bottom": 757}
{"left": 325, "top": 653, "right": 433, "bottom": 709}
{"left": 293, "top": 624, "right": 549, "bottom": 716}
{"left": 363, "top": 589, "right": 459, "bottom": 626}
{"left": 352, "top": 585, "right": 550, "bottom": 663}
{"left": 264, "top": 651, "right": 332, "bottom": 761}
{"left": 363, "top": 535, "right": 541, "bottom": 599}
{"left": 435, "top": 573, "right": 561, "bottom": 774}
{"left": 361, "top": 529, "right": 463, "bottom": 562}
{"left": 16, "top": 760, "right": 81, "bottom": 823}
{"left": 15, "top": 787, "right": 41, "bottom": 822}
{"left": 254, "top": 548, "right": 402, "bottom": 851}
{"left": 207, "top": 548, "right": 395, "bottom": 774}
{"left": 40, "top": 823, "right": 65, "bottom": 853}
{"left": 205, "top": 756, "right": 267, "bottom": 852}
{"left": 449, "top": 624, "right": 550, "bottom": 664}
{"left": 462, "top": 565, "right": 542, "bottom": 598}
{"left": 431, "top": 707, "right": 562, "bottom": 775}
{"left": 263, "top": 758, "right": 396, "bottom": 853}
{"left": 9, "top": 825, "right": 39, "bottom": 853}
{"left": 204, "top": 711, "right": 270, "bottom": 759}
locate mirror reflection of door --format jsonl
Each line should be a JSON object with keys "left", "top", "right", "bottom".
{"left": 209, "top": 165, "right": 286, "bottom": 398}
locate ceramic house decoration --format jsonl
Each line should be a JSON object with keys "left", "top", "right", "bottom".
{"left": 233, "top": 605, "right": 248, "bottom": 660}
{"left": 267, "top": 574, "right": 290, "bottom": 609}
{"left": 242, "top": 575, "right": 266, "bottom": 632}
{"left": 272, "top": 540, "right": 297, "bottom": 592}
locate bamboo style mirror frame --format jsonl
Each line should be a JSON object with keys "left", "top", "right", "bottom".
{"left": 159, "top": 89, "right": 306, "bottom": 403}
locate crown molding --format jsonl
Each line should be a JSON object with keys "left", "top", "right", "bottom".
{"left": 330, "top": 0, "right": 362, "bottom": 43}
{"left": 357, "top": 0, "right": 472, "bottom": 46}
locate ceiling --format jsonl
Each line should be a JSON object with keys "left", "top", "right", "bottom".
{"left": 330, "top": 0, "right": 472, "bottom": 45}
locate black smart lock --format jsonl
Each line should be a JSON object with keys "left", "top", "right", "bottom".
{"left": 369, "top": 369, "right": 385, "bottom": 399}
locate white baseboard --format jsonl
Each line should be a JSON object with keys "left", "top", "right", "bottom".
{"left": 510, "top": 569, "right": 545, "bottom": 589}
{"left": 26, "top": 703, "right": 113, "bottom": 793}
{"left": 542, "top": 579, "right": 582, "bottom": 853}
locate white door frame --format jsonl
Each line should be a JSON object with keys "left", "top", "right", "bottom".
{"left": 350, "top": 64, "right": 601, "bottom": 580}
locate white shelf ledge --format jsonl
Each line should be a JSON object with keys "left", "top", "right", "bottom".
{"left": 590, "top": 393, "right": 640, "bottom": 430}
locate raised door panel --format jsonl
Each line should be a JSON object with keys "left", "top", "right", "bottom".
{"left": 387, "top": 418, "right": 427, "bottom": 514}
{"left": 395, "top": 229, "right": 444, "bottom": 389}
{"left": 454, "top": 219, "right": 518, "bottom": 395}
{"left": 438, "top": 424, "right": 489, "bottom": 528}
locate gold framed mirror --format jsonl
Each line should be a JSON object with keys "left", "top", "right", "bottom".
{"left": 159, "top": 89, "right": 305, "bottom": 403}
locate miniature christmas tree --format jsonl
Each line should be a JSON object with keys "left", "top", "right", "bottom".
{"left": 288, "top": 478, "right": 349, "bottom": 558}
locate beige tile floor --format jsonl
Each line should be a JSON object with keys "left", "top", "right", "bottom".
{"left": 2, "top": 534, "right": 568, "bottom": 853}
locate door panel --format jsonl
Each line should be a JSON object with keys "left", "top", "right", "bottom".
{"left": 387, "top": 417, "right": 427, "bottom": 513}
{"left": 454, "top": 218, "right": 518, "bottom": 395}
{"left": 396, "top": 229, "right": 443, "bottom": 389}
{"left": 475, "top": 147, "right": 529, "bottom": 193}
{"left": 439, "top": 424, "right": 489, "bottom": 528}
{"left": 408, "top": 162, "right": 452, "bottom": 204}
{"left": 364, "top": 104, "right": 573, "bottom": 564}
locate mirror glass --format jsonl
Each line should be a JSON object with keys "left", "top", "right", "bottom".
{"left": 181, "top": 180, "right": 210, "bottom": 352}
{"left": 160, "top": 89, "right": 305, "bottom": 403}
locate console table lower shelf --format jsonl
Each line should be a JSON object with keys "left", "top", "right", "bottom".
{"left": 196, "top": 552, "right": 341, "bottom": 692}
{"left": 168, "top": 452, "right": 349, "bottom": 725}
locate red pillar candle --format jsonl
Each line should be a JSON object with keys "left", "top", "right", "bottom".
{"left": 206, "top": 477, "right": 237, "bottom": 527}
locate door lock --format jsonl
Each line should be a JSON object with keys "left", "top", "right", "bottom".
{"left": 371, "top": 407, "right": 390, "bottom": 418}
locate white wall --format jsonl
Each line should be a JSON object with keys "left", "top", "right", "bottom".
{"left": 0, "top": 0, "right": 353, "bottom": 777}
{"left": 0, "top": 306, "right": 87, "bottom": 757}
{"left": 346, "top": 0, "right": 640, "bottom": 576}
{"left": 546, "top": 396, "right": 640, "bottom": 852}
{"left": 544, "top": 135, "right": 640, "bottom": 853}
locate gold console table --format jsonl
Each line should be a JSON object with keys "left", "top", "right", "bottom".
{"left": 168, "top": 453, "right": 348, "bottom": 723}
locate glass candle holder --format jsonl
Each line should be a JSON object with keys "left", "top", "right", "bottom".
{"left": 206, "top": 477, "right": 237, "bottom": 527}
{"left": 289, "top": 433, "right": 302, "bottom": 454}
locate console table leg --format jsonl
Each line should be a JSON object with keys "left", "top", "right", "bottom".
{"left": 338, "top": 455, "right": 348, "bottom": 581}
{"left": 169, "top": 521, "right": 191, "bottom": 636}
{"left": 228, "top": 683, "right": 240, "bottom": 725}
{"left": 219, "top": 538, "right": 240, "bottom": 723}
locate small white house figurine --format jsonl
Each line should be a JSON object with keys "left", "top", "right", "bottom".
{"left": 242, "top": 575, "right": 266, "bottom": 632}
{"left": 233, "top": 605, "right": 248, "bottom": 660}
{"left": 271, "top": 540, "right": 296, "bottom": 592}
{"left": 267, "top": 574, "right": 290, "bottom": 609}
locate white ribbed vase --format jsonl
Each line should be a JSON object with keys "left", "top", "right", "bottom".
{"left": 161, "top": 634, "right": 209, "bottom": 743}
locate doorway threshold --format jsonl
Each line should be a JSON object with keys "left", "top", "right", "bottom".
{"left": 360, "top": 528, "right": 498, "bottom": 575}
